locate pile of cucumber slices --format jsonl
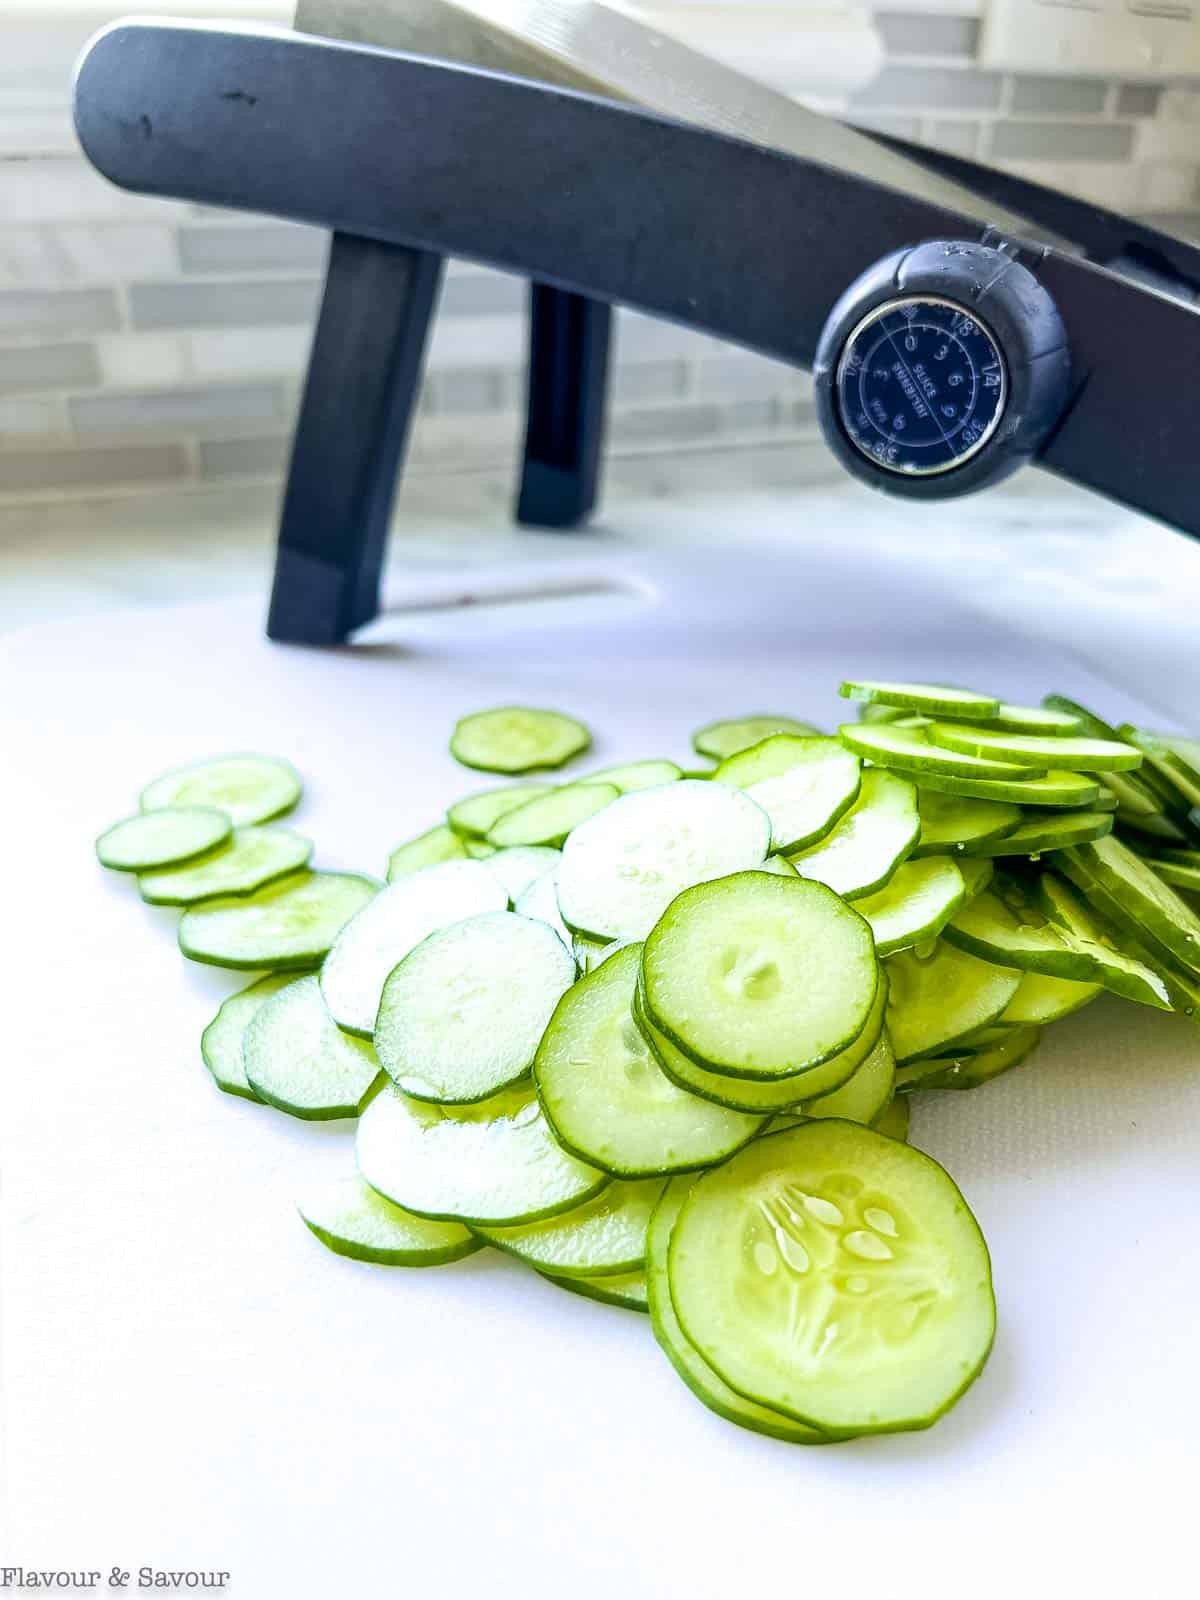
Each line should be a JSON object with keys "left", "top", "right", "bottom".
{"left": 95, "top": 690, "right": 1200, "bottom": 1442}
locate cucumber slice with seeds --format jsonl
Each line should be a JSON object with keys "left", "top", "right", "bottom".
{"left": 320, "top": 860, "right": 507, "bottom": 1036}
{"left": 667, "top": 1121, "right": 995, "bottom": 1437}
{"left": 586, "top": 759, "right": 682, "bottom": 793}
{"left": 911, "top": 767, "right": 1100, "bottom": 807}
{"left": 542, "top": 1268, "right": 648, "bottom": 1311}
{"left": 486, "top": 782, "right": 618, "bottom": 847}
{"left": 840, "top": 722, "right": 1044, "bottom": 781}
{"left": 179, "top": 871, "right": 378, "bottom": 971}
{"left": 480, "top": 845, "right": 561, "bottom": 902}
{"left": 714, "top": 735, "right": 861, "bottom": 853}
{"left": 692, "top": 716, "right": 820, "bottom": 761}
{"left": 200, "top": 973, "right": 294, "bottom": 1100}
{"left": 914, "top": 790, "right": 1022, "bottom": 856}
{"left": 447, "top": 784, "right": 554, "bottom": 839}
{"left": 999, "top": 971, "right": 1099, "bottom": 1026}
{"left": 356, "top": 1079, "right": 606, "bottom": 1226}
{"left": 642, "top": 873, "right": 878, "bottom": 1081}
{"left": 450, "top": 706, "right": 591, "bottom": 774}
{"left": 853, "top": 857, "right": 966, "bottom": 956}
{"left": 242, "top": 973, "right": 382, "bottom": 1119}
{"left": 387, "top": 824, "right": 468, "bottom": 880}
{"left": 960, "top": 810, "right": 1113, "bottom": 858}
{"left": 555, "top": 780, "right": 770, "bottom": 943}
{"left": 788, "top": 769, "right": 920, "bottom": 899}
{"left": 140, "top": 753, "right": 301, "bottom": 827}
{"left": 97, "top": 807, "right": 231, "bottom": 872}
{"left": 928, "top": 723, "right": 1142, "bottom": 774}
{"left": 139, "top": 826, "right": 313, "bottom": 904}
{"left": 534, "top": 945, "right": 766, "bottom": 1176}
{"left": 839, "top": 679, "right": 999, "bottom": 720}
{"left": 474, "top": 1177, "right": 666, "bottom": 1277}
{"left": 375, "top": 911, "right": 576, "bottom": 1104}
{"left": 298, "top": 1172, "right": 481, "bottom": 1266}
{"left": 886, "top": 941, "right": 1021, "bottom": 1063}
{"left": 803, "top": 1030, "right": 895, "bottom": 1125}
{"left": 647, "top": 1178, "right": 827, "bottom": 1444}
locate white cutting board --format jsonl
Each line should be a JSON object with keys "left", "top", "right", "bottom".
{"left": 4, "top": 500, "right": 1199, "bottom": 1599}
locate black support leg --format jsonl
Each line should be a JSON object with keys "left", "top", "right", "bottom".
{"left": 516, "top": 284, "right": 612, "bottom": 529}
{"left": 267, "top": 232, "right": 444, "bottom": 644}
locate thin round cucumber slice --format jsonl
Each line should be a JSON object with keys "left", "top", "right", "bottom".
{"left": 803, "top": 1030, "right": 895, "bottom": 1125}
{"left": 960, "top": 810, "right": 1113, "bottom": 858}
{"left": 474, "top": 1177, "right": 666, "bottom": 1277}
{"left": 179, "top": 871, "right": 378, "bottom": 971}
{"left": 714, "top": 735, "right": 861, "bottom": 853}
{"left": 914, "top": 789, "right": 1022, "bottom": 856}
{"left": 668, "top": 1121, "right": 995, "bottom": 1437}
{"left": 928, "top": 723, "right": 1142, "bottom": 773}
{"left": 387, "top": 823, "right": 468, "bottom": 880}
{"left": 199, "top": 973, "right": 294, "bottom": 1100}
{"left": 647, "top": 1178, "right": 827, "bottom": 1444}
{"left": 634, "top": 972, "right": 887, "bottom": 1112}
{"left": 513, "top": 869, "right": 572, "bottom": 950}
{"left": 480, "top": 844, "right": 561, "bottom": 902}
{"left": 138, "top": 826, "right": 313, "bottom": 904}
{"left": 375, "top": 911, "right": 576, "bottom": 1103}
{"left": 320, "top": 860, "right": 507, "bottom": 1036}
{"left": 298, "top": 1172, "right": 480, "bottom": 1266}
{"left": 534, "top": 944, "right": 766, "bottom": 1176}
{"left": 692, "top": 716, "right": 820, "bottom": 762}
{"left": 96, "top": 807, "right": 231, "bottom": 872}
{"left": 1000, "top": 970, "right": 1099, "bottom": 1026}
{"left": 541, "top": 1268, "right": 648, "bottom": 1311}
{"left": 902, "top": 1025, "right": 1042, "bottom": 1092}
{"left": 243, "top": 974, "right": 381, "bottom": 1118}
{"left": 853, "top": 857, "right": 967, "bottom": 956}
{"left": 872, "top": 1095, "right": 910, "bottom": 1142}
{"left": 942, "top": 880, "right": 1092, "bottom": 978}
{"left": 486, "top": 782, "right": 618, "bottom": 847}
{"left": 839, "top": 679, "right": 999, "bottom": 719}
{"left": 839, "top": 722, "right": 1044, "bottom": 780}
{"left": 586, "top": 759, "right": 682, "bottom": 793}
{"left": 980, "top": 702, "right": 1084, "bottom": 735}
{"left": 447, "top": 784, "right": 554, "bottom": 838}
{"left": 642, "top": 873, "right": 878, "bottom": 1081}
{"left": 756, "top": 854, "right": 799, "bottom": 877}
{"left": 788, "top": 769, "right": 920, "bottom": 899}
{"left": 140, "top": 753, "right": 301, "bottom": 827}
{"left": 356, "top": 1079, "right": 605, "bottom": 1225}
{"left": 450, "top": 706, "right": 591, "bottom": 774}
{"left": 1065, "top": 834, "right": 1200, "bottom": 977}
{"left": 555, "top": 779, "right": 770, "bottom": 943}
{"left": 911, "top": 767, "right": 1100, "bottom": 807}
{"left": 886, "top": 941, "right": 1021, "bottom": 1063}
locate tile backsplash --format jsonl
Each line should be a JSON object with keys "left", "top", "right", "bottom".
{"left": 2, "top": 1, "right": 1199, "bottom": 514}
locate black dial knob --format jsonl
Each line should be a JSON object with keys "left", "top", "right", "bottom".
{"left": 814, "top": 240, "right": 1071, "bottom": 501}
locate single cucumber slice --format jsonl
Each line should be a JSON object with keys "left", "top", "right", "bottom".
{"left": 668, "top": 1122, "right": 995, "bottom": 1436}
{"left": 692, "top": 716, "right": 820, "bottom": 762}
{"left": 387, "top": 823, "right": 468, "bottom": 880}
{"left": 139, "top": 826, "right": 313, "bottom": 904}
{"left": 298, "top": 1172, "right": 480, "bottom": 1266}
{"left": 243, "top": 973, "right": 381, "bottom": 1119}
{"left": 375, "top": 911, "right": 576, "bottom": 1103}
{"left": 838, "top": 679, "right": 999, "bottom": 720}
{"left": 513, "top": 869, "right": 572, "bottom": 950}
{"left": 803, "top": 1030, "right": 895, "bottom": 1125}
{"left": 475, "top": 1177, "right": 666, "bottom": 1277}
{"left": 534, "top": 944, "right": 766, "bottom": 1176}
{"left": 450, "top": 706, "right": 590, "bottom": 773}
{"left": 635, "top": 972, "right": 887, "bottom": 1112}
{"left": 1064, "top": 834, "right": 1200, "bottom": 977}
{"left": 872, "top": 1095, "right": 910, "bottom": 1142}
{"left": 912, "top": 767, "right": 1101, "bottom": 807}
{"left": 902, "top": 1025, "right": 1042, "bottom": 1092}
{"left": 647, "top": 1178, "right": 827, "bottom": 1444}
{"left": 447, "top": 784, "right": 554, "bottom": 838}
{"left": 756, "top": 854, "right": 799, "bottom": 876}
{"left": 927, "top": 723, "right": 1142, "bottom": 773}
{"left": 356, "top": 1079, "right": 605, "bottom": 1225}
{"left": 586, "top": 759, "right": 682, "bottom": 793}
{"left": 714, "top": 735, "right": 861, "bottom": 853}
{"left": 541, "top": 1268, "right": 648, "bottom": 1311}
{"left": 179, "top": 871, "right": 378, "bottom": 971}
{"left": 480, "top": 844, "right": 561, "bottom": 902}
{"left": 1100, "top": 770, "right": 1170, "bottom": 820}
{"left": 96, "top": 807, "right": 231, "bottom": 872}
{"left": 853, "top": 857, "right": 966, "bottom": 957}
{"left": 1041, "top": 694, "right": 1120, "bottom": 742}
{"left": 840, "top": 722, "right": 1044, "bottom": 781}
{"left": 642, "top": 873, "right": 878, "bottom": 1081}
{"left": 914, "top": 789, "right": 1022, "bottom": 856}
{"left": 960, "top": 810, "right": 1113, "bottom": 858}
{"left": 942, "top": 880, "right": 1091, "bottom": 978}
{"left": 199, "top": 973, "right": 294, "bottom": 1100}
{"left": 555, "top": 779, "right": 770, "bottom": 943}
{"left": 980, "top": 702, "right": 1084, "bottom": 735}
{"left": 999, "top": 971, "right": 1099, "bottom": 1026}
{"left": 1031, "top": 872, "right": 1172, "bottom": 1009}
{"left": 140, "top": 753, "right": 301, "bottom": 826}
{"left": 788, "top": 769, "right": 920, "bottom": 899}
{"left": 320, "top": 860, "right": 506, "bottom": 1036}
{"left": 886, "top": 941, "right": 1021, "bottom": 1062}
{"left": 486, "top": 782, "right": 618, "bottom": 847}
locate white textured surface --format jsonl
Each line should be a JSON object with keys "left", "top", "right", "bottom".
{"left": 4, "top": 498, "right": 1200, "bottom": 1597}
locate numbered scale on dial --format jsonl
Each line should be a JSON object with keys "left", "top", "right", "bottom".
{"left": 834, "top": 296, "right": 1007, "bottom": 477}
